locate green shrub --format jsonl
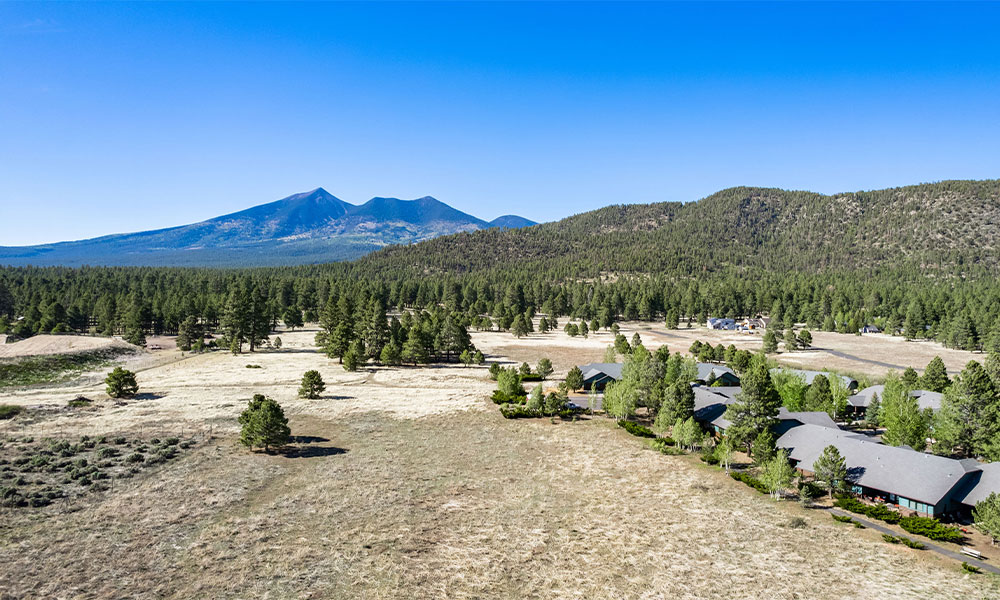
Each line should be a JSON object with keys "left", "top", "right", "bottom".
{"left": 832, "top": 514, "right": 854, "bottom": 523}
{"left": 491, "top": 390, "right": 527, "bottom": 405}
{"left": 499, "top": 404, "right": 542, "bottom": 419}
{"left": 853, "top": 521, "right": 865, "bottom": 529}
{"left": 164, "top": 437, "right": 180, "bottom": 446}
{"left": 700, "top": 444, "right": 720, "bottom": 465}
{"left": 245, "top": 364, "right": 262, "bottom": 369}
{"left": 899, "top": 516, "right": 964, "bottom": 543}
{"left": 96, "top": 447, "right": 118, "bottom": 459}
{"left": 125, "top": 452, "right": 145, "bottom": 464}
{"left": 618, "top": 420, "right": 656, "bottom": 438}
{"left": 786, "top": 517, "right": 807, "bottom": 529}
{"left": 962, "top": 562, "right": 981, "bottom": 574}
{"left": 730, "top": 470, "right": 769, "bottom": 494}
{"left": 899, "top": 537, "right": 925, "bottom": 549}
{"left": 882, "top": 534, "right": 900, "bottom": 544}
{"left": 67, "top": 396, "right": 92, "bottom": 408}
{"left": 865, "top": 504, "right": 901, "bottom": 524}
{"left": 114, "top": 436, "right": 127, "bottom": 445}
{"left": 0, "top": 404, "right": 24, "bottom": 420}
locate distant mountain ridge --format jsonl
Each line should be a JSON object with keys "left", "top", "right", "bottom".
{"left": 0, "top": 188, "right": 536, "bottom": 267}
{"left": 356, "top": 179, "right": 1000, "bottom": 277}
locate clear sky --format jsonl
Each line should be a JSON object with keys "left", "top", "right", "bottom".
{"left": 2, "top": 2, "right": 999, "bottom": 246}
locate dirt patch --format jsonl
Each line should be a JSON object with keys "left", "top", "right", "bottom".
{"left": 0, "top": 335, "right": 137, "bottom": 359}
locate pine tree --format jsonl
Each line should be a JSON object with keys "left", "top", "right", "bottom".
{"left": 725, "top": 353, "right": 781, "bottom": 451}
{"left": 105, "top": 367, "right": 139, "bottom": 399}
{"left": 239, "top": 395, "right": 290, "bottom": 452}
{"left": 536, "top": 358, "right": 554, "bottom": 380}
{"left": 812, "top": 444, "right": 848, "bottom": 498}
{"left": 804, "top": 374, "right": 832, "bottom": 413}
{"left": 380, "top": 339, "right": 403, "bottom": 366}
{"left": 921, "top": 356, "right": 951, "bottom": 392}
{"left": 565, "top": 366, "right": 584, "bottom": 391}
{"left": 797, "top": 329, "right": 813, "bottom": 348}
{"left": 784, "top": 329, "right": 798, "bottom": 351}
{"left": 298, "top": 370, "right": 326, "bottom": 399}
{"left": 973, "top": 492, "right": 1000, "bottom": 545}
{"left": 762, "top": 329, "right": 779, "bottom": 354}
{"left": 751, "top": 429, "right": 776, "bottom": 464}
{"left": 901, "top": 367, "right": 920, "bottom": 388}
{"left": 934, "top": 361, "right": 1000, "bottom": 459}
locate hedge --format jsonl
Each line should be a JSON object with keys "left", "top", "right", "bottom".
{"left": 899, "top": 516, "right": 964, "bottom": 544}
{"left": 492, "top": 390, "right": 527, "bottom": 405}
{"left": 730, "top": 470, "right": 769, "bottom": 494}
{"left": 834, "top": 496, "right": 901, "bottom": 524}
{"left": 499, "top": 404, "right": 541, "bottom": 419}
{"left": 618, "top": 420, "right": 656, "bottom": 438}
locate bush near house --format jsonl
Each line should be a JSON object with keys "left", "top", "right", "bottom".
{"left": 491, "top": 390, "right": 527, "bottom": 405}
{"left": 899, "top": 516, "right": 964, "bottom": 543}
{"left": 832, "top": 514, "right": 854, "bottom": 523}
{"left": 834, "top": 496, "right": 902, "bottom": 524}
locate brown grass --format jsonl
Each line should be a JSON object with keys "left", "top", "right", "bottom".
{"left": 1, "top": 327, "right": 997, "bottom": 598}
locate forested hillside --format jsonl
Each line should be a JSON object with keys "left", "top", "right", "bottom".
{"left": 2, "top": 180, "right": 1000, "bottom": 358}
{"left": 359, "top": 180, "right": 1000, "bottom": 276}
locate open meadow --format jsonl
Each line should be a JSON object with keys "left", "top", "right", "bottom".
{"left": 1, "top": 327, "right": 998, "bottom": 599}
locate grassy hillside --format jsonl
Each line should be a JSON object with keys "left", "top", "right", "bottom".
{"left": 359, "top": 180, "right": 1000, "bottom": 277}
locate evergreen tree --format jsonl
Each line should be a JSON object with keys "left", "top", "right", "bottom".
{"left": 239, "top": 395, "right": 290, "bottom": 452}
{"left": 784, "top": 329, "right": 798, "bottom": 351}
{"left": 865, "top": 392, "right": 881, "bottom": 427}
{"left": 812, "top": 445, "right": 848, "bottom": 498}
{"left": 725, "top": 353, "right": 781, "bottom": 451}
{"left": 762, "top": 329, "right": 779, "bottom": 354}
{"left": 526, "top": 384, "right": 544, "bottom": 411}
{"left": 536, "top": 358, "right": 554, "bottom": 380}
{"left": 656, "top": 381, "right": 695, "bottom": 430}
{"left": 901, "top": 367, "right": 920, "bottom": 388}
{"left": 797, "top": 329, "right": 813, "bottom": 348}
{"left": 921, "top": 356, "right": 951, "bottom": 392}
{"left": 804, "top": 374, "right": 833, "bottom": 413}
{"left": 298, "top": 370, "right": 326, "bottom": 399}
{"left": 105, "top": 367, "right": 139, "bottom": 399}
{"left": 380, "top": 339, "right": 403, "bottom": 366}
{"left": 565, "top": 366, "right": 584, "bottom": 391}
{"left": 283, "top": 306, "right": 304, "bottom": 330}
{"left": 751, "top": 429, "right": 776, "bottom": 464}
{"left": 973, "top": 492, "right": 1000, "bottom": 545}
{"left": 934, "top": 360, "right": 1000, "bottom": 459}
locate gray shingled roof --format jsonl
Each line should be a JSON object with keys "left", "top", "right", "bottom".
{"left": 577, "top": 363, "right": 623, "bottom": 381}
{"left": 776, "top": 424, "right": 972, "bottom": 505}
{"left": 955, "top": 462, "right": 1000, "bottom": 507}
{"left": 692, "top": 387, "right": 838, "bottom": 432}
{"left": 696, "top": 363, "right": 739, "bottom": 382}
{"left": 772, "top": 368, "right": 857, "bottom": 389}
{"left": 848, "top": 385, "right": 942, "bottom": 411}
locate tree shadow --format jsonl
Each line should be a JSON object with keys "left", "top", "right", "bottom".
{"left": 133, "top": 393, "right": 165, "bottom": 401}
{"left": 324, "top": 395, "right": 354, "bottom": 401}
{"left": 283, "top": 445, "right": 348, "bottom": 459}
{"left": 290, "top": 435, "right": 330, "bottom": 444}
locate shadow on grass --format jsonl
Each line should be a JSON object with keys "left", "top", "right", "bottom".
{"left": 283, "top": 445, "right": 348, "bottom": 459}
{"left": 290, "top": 435, "right": 330, "bottom": 444}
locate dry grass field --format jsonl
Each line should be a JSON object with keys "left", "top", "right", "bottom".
{"left": 1, "top": 327, "right": 998, "bottom": 599}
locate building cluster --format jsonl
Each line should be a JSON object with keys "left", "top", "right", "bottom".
{"left": 574, "top": 362, "right": 999, "bottom": 520}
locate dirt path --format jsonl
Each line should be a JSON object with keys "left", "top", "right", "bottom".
{"left": 827, "top": 508, "right": 1000, "bottom": 575}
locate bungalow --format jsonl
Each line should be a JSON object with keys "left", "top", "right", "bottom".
{"left": 707, "top": 317, "right": 737, "bottom": 330}
{"left": 771, "top": 368, "right": 858, "bottom": 392}
{"left": 859, "top": 325, "right": 882, "bottom": 334}
{"left": 846, "top": 385, "right": 943, "bottom": 419}
{"left": 693, "top": 386, "right": 838, "bottom": 436}
{"left": 577, "top": 362, "right": 622, "bottom": 392}
{"left": 776, "top": 424, "right": 979, "bottom": 518}
{"left": 576, "top": 361, "right": 740, "bottom": 391}
{"left": 696, "top": 363, "right": 741, "bottom": 386}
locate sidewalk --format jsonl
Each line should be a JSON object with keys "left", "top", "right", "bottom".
{"left": 825, "top": 507, "right": 999, "bottom": 575}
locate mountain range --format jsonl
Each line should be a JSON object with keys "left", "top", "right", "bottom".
{"left": 0, "top": 188, "right": 536, "bottom": 267}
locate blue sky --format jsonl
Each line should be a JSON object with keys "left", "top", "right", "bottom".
{"left": 2, "top": 2, "right": 999, "bottom": 245}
